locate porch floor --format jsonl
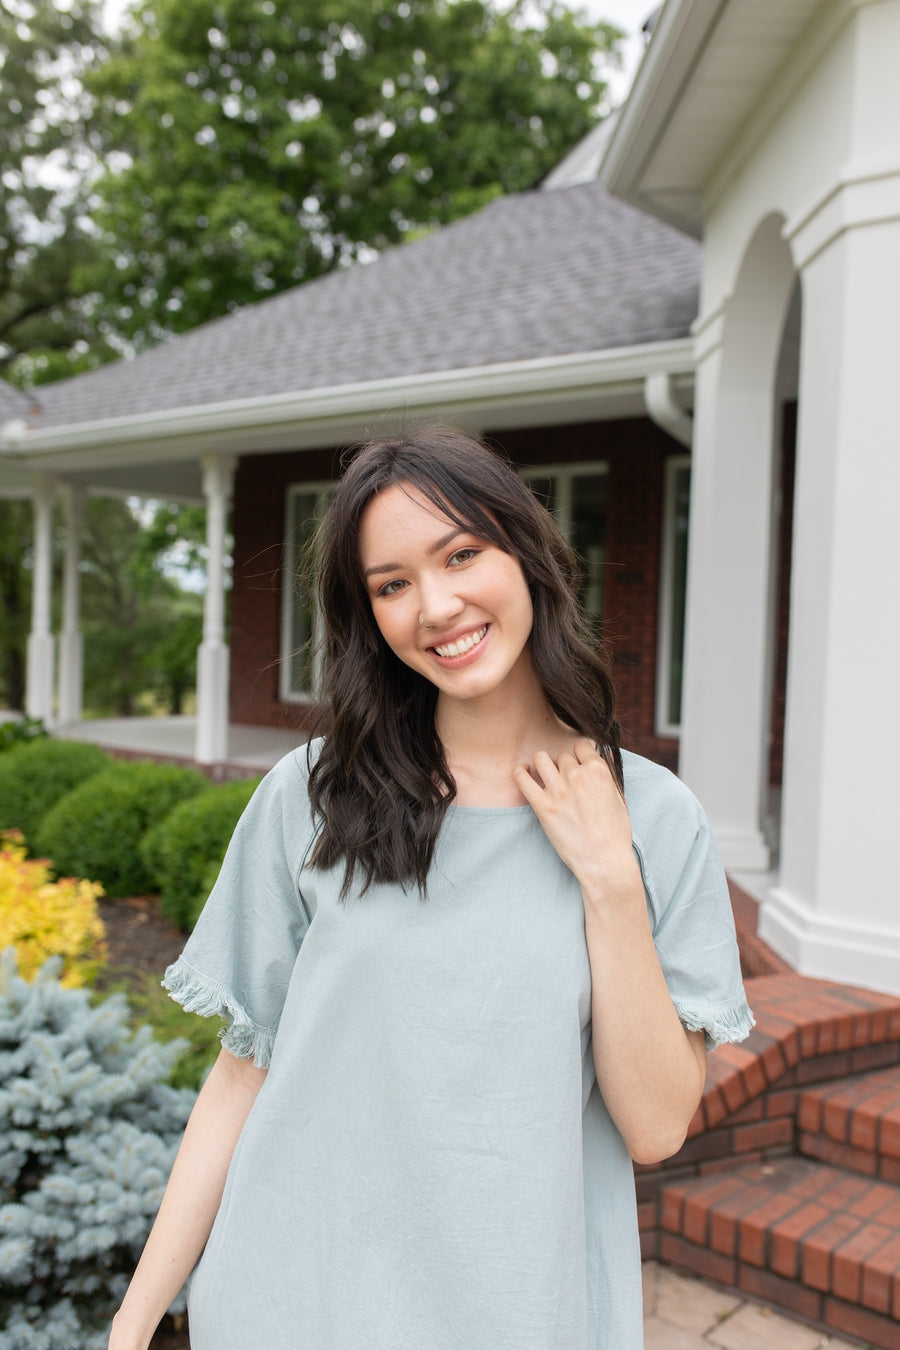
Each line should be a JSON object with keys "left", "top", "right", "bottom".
{"left": 54, "top": 715, "right": 306, "bottom": 776}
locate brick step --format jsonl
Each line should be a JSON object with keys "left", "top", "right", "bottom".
{"left": 659, "top": 1155, "right": 900, "bottom": 1348}
{"left": 798, "top": 1064, "right": 900, "bottom": 1181}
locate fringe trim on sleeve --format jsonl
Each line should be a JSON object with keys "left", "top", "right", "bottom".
{"left": 675, "top": 996, "right": 756, "bottom": 1052}
{"left": 162, "top": 958, "right": 277, "bottom": 1069}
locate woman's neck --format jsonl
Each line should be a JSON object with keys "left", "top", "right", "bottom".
{"left": 436, "top": 679, "right": 577, "bottom": 808}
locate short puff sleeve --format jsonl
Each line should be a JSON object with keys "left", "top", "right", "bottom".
{"left": 623, "top": 752, "right": 755, "bottom": 1051}
{"left": 162, "top": 748, "right": 316, "bottom": 1067}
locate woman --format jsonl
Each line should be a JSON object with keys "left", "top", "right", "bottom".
{"left": 109, "top": 426, "right": 753, "bottom": 1350}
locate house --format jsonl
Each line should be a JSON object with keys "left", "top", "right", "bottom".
{"left": 1, "top": 0, "right": 897, "bottom": 1002}
{"left": 0, "top": 173, "right": 702, "bottom": 762}
{"left": 600, "top": 0, "right": 900, "bottom": 1000}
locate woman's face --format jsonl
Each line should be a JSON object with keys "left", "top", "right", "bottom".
{"left": 358, "top": 483, "right": 536, "bottom": 707}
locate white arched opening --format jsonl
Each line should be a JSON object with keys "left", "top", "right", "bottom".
{"left": 679, "top": 212, "right": 798, "bottom": 873}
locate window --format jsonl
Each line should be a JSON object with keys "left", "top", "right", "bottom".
{"left": 280, "top": 483, "right": 333, "bottom": 701}
{"left": 520, "top": 462, "right": 608, "bottom": 630}
{"left": 656, "top": 456, "right": 690, "bottom": 735}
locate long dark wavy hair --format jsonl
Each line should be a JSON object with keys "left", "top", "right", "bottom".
{"left": 306, "top": 425, "right": 622, "bottom": 896}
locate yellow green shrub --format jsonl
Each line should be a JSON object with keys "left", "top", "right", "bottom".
{"left": 0, "top": 830, "right": 107, "bottom": 987}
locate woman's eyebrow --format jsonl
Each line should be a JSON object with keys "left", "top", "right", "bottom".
{"left": 363, "top": 528, "right": 465, "bottom": 580}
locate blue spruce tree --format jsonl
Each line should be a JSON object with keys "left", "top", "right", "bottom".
{"left": 0, "top": 950, "right": 196, "bottom": 1350}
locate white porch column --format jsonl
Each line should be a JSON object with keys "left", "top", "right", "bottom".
{"left": 679, "top": 214, "right": 796, "bottom": 871}
{"left": 678, "top": 329, "right": 770, "bottom": 870}
{"left": 195, "top": 455, "right": 235, "bottom": 764}
{"left": 57, "top": 484, "right": 85, "bottom": 725}
{"left": 25, "top": 472, "right": 57, "bottom": 723}
{"left": 760, "top": 196, "right": 900, "bottom": 994}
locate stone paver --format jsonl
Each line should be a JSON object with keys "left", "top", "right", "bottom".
{"left": 642, "top": 1262, "right": 870, "bottom": 1349}
{"left": 644, "top": 1314, "right": 711, "bottom": 1349}
{"left": 707, "top": 1301, "right": 827, "bottom": 1350}
{"left": 655, "top": 1264, "right": 741, "bottom": 1334}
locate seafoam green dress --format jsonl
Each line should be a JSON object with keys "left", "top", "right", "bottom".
{"left": 164, "top": 743, "right": 753, "bottom": 1349}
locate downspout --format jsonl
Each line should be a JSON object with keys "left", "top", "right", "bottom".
{"left": 643, "top": 371, "right": 692, "bottom": 447}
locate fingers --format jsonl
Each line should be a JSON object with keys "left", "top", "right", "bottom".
{"left": 512, "top": 762, "right": 543, "bottom": 805}
{"left": 517, "top": 740, "right": 611, "bottom": 802}
{"left": 531, "top": 748, "right": 560, "bottom": 783}
{"left": 522, "top": 741, "right": 604, "bottom": 782}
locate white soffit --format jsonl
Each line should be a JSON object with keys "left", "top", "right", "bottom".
{"left": 602, "top": 0, "right": 823, "bottom": 234}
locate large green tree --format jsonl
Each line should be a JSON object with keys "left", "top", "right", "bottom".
{"left": 0, "top": 0, "right": 117, "bottom": 385}
{"left": 84, "top": 0, "right": 621, "bottom": 347}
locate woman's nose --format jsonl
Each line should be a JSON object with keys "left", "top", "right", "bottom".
{"left": 418, "top": 578, "right": 464, "bottom": 630}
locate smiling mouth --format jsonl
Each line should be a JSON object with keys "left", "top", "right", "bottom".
{"left": 431, "top": 625, "right": 488, "bottom": 658}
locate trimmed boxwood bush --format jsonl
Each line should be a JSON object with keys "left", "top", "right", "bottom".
{"left": 0, "top": 738, "right": 110, "bottom": 842}
{"left": 35, "top": 761, "right": 208, "bottom": 899}
{"left": 140, "top": 778, "right": 260, "bottom": 930}
{"left": 0, "top": 715, "right": 47, "bottom": 753}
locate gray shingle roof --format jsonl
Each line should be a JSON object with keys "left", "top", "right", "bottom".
{"left": 33, "top": 179, "right": 700, "bottom": 430}
{"left": 0, "top": 380, "right": 34, "bottom": 422}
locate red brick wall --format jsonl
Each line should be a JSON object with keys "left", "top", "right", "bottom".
{"left": 489, "top": 420, "right": 681, "bottom": 771}
{"left": 228, "top": 419, "right": 684, "bottom": 770}
{"left": 229, "top": 445, "right": 340, "bottom": 731}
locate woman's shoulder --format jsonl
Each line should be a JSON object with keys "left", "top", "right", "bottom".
{"left": 620, "top": 750, "right": 707, "bottom": 839}
{"left": 236, "top": 738, "right": 325, "bottom": 828}
{"left": 264, "top": 736, "right": 325, "bottom": 788}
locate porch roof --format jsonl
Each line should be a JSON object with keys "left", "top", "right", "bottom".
{"left": 0, "top": 380, "right": 32, "bottom": 421}
{"left": 10, "top": 178, "right": 699, "bottom": 446}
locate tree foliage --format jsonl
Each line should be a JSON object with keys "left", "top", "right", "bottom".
{"left": 0, "top": 0, "right": 117, "bottom": 385}
{"left": 84, "top": 0, "right": 621, "bottom": 346}
{"left": 0, "top": 495, "right": 206, "bottom": 717}
{"left": 79, "top": 499, "right": 206, "bottom": 717}
{"left": 0, "top": 502, "right": 32, "bottom": 709}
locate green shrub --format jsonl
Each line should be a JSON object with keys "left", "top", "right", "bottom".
{"left": 0, "top": 738, "right": 110, "bottom": 842}
{"left": 112, "top": 971, "right": 222, "bottom": 1091}
{"left": 0, "top": 715, "right": 47, "bottom": 753}
{"left": 0, "top": 832, "right": 106, "bottom": 988}
{"left": 0, "top": 949, "right": 195, "bottom": 1350}
{"left": 35, "top": 761, "right": 207, "bottom": 899}
{"left": 140, "top": 778, "right": 260, "bottom": 929}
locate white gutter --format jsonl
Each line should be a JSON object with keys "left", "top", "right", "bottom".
{"left": 643, "top": 371, "right": 693, "bottom": 447}
{"left": 0, "top": 339, "right": 695, "bottom": 467}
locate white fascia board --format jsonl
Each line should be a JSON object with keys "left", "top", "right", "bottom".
{"left": 0, "top": 341, "right": 695, "bottom": 471}
{"left": 600, "top": 0, "right": 718, "bottom": 230}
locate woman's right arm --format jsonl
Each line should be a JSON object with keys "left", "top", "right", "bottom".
{"left": 108, "top": 1047, "right": 267, "bottom": 1350}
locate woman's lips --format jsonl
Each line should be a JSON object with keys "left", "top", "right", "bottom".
{"left": 428, "top": 624, "right": 490, "bottom": 666}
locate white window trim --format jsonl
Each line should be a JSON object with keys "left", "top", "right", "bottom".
{"left": 656, "top": 454, "right": 691, "bottom": 737}
{"left": 279, "top": 480, "right": 334, "bottom": 703}
{"left": 519, "top": 460, "right": 609, "bottom": 541}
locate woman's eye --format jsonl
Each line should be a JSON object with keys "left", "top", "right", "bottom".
{"left": 377, "top": 578, "right": 407, "bottom": 597}
{"left": 448, "top": 547, "right": 479, "bottom": 567}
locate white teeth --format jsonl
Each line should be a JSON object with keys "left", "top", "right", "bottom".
{"left": 434, "top": 626, "right": 487, "bottom": 658}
